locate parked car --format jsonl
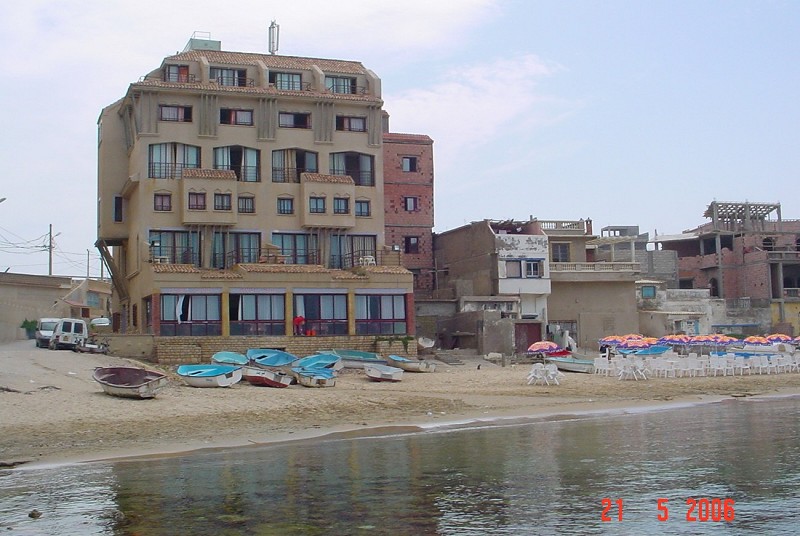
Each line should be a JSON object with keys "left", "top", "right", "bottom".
{"left": 49, "top": 318, "right": 88, "bottom": 350}
{"left": 35, "top": 318, "right": 60, "bottom": 348}
{"left": 90, "top": 317, "right": 111, "bottom": 327}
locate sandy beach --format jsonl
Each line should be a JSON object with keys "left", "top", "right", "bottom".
{"left": 1, "top": 340, "right": 799, "bottom": 468}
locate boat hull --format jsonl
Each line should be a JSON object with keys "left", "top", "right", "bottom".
{"left": 176, "top": 365, "right": 242, "bottom": 388}
{"left": 291, "top": 367, "right": 337, "bottom": 387}
{"left": 545, "top": 356, "right": 594, "bottom": 374}
{"left": 364, "top": 364, "right": 404, "bottom": 382}
{"left": 242, "top": 366, "right": 293, "bottom": 388}
{"left": 93, "top": 366, "right": 169, "bottom": 399}
{"left": 386, "top": 354, "right": 436, "bottom": 372}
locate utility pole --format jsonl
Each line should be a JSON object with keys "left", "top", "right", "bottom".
{"left": 48, "top": 224, "right": 53, "bottom": 276}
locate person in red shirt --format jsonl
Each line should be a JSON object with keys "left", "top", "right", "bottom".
{"left": 293, "top": 315, "right": 305, "bottom": 335}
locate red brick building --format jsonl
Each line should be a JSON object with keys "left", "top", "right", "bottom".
{"left": 383, "top": 132, "right": 435, "bottom": 296}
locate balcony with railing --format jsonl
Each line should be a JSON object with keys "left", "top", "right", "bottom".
{"left": 549, "top": 261, "right": 640, "bottom": 282}
{"left": 767, "top": 251, "right": 800, "bottom": 262}
{"left": 784, "top": 288, "right": 800, "bottom": 299}
{"left": 272, "top": 166, "right": 317, "bottom": 183}
{"left": 151, "top": 247, "right": 199, "bottom": 266}
{"left": 215, "top": 164, "right": 260, "bottom": 182}
{"left": 331, "top": 168, "right": 374, "bottom": 187}
{"left": 149, "top": 162, "right": 201, "bottom": 179}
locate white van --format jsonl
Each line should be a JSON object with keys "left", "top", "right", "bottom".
{"left": 49, "top": 318, "right": 88, "bottom": 350}
{"left": 35, "top": 317, "right": 61, "bottom": 348}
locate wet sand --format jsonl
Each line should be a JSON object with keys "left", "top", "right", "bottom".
{"left": 1, "top": 340, "right": 799, "bottom": 468}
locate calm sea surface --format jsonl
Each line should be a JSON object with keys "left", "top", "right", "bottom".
{"left": 1, "top": 396, "right": 799, "bottom": 535}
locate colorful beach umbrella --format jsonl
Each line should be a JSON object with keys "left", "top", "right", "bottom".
{"left": 743, "top": 335, "right": 770, "bottom": 346}
{"left": 658, "top": 334, "right": 690, "bottom": 345}
{"left": 793, "top": 336, "right": 800, "bottom": 345}
{"left": 618, "top": 338, "right": 652, "bottom": 349}
{"left": 600, "top": 335, "right": 625, "bottom": 345}
{"left": 766, "top": 333, "right": 792, "bottom": 343}
{"left": 528, "top": 341, "right": 560, "bottom": 353}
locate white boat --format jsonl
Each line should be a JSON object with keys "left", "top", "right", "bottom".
{"left": 545, "top": 355, "right": 595, "bottom": 374}
{"left": 241, "top": 365, "right": 293, "bottom": 388}
{"left": 176, "top": 364, "right": 243, "bottom": 388}
{"left": 364, "top": 363, "right": 404, "bottom": 382}
{"left": 385, "top": 354, "right": 436, "bottom": 372}
{"left": 291, "top": 367, "right": 337, "bottom": 388}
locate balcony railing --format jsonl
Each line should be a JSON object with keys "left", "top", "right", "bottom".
{"left": 767, "top": 251, "right": 800, "bottom": 261}
{"left": 271, "top": 81, "right": 312, "bottom": 91}
{"left": 330, "top": 169, "right": 374, "bottom": 186}
{"left": 214, "top": 164, "right": 260, "bottom": 182}
{"left": 151, "top": 248, "right": 199, "bottom": 265}
{"left": 549, "top": 262, "right": 640, "bottom": 272}
{"left": 149, "top": 163, "right": 201, "bottom": 179}
{"left": 214, "top": 77, "right": 255, "bottom": 87}
{"left": 537, "top": 220, "right": 588, "bottom": 233}
{"left": 784, "top": 288, "right": 800, "bottom": 298}
{"left": 272, "top": 167, "right": 317, "bottom": 183}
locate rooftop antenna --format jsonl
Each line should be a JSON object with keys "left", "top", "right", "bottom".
{"left": 268, "top": 20, "right": 280, "bottom": 54}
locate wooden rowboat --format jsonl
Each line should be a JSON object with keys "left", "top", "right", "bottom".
{"left": 93, "top": 366, "right": 169, "bottom": 399}
{"left": 544, "top": 355, "right": 594, "bottom": 374}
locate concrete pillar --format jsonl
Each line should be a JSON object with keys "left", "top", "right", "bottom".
{"left": 221, "top": 290, "right": 230, "bottom": 336}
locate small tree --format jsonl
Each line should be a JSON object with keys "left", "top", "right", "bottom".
{"left": 20, "top": 319, "right": 37, "bottom": 339}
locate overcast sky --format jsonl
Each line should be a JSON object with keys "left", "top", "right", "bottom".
{"left": 1, "top": 0, "right": 798, "bottom": 278}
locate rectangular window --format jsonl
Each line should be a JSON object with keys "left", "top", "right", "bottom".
{"left": 506, "top": 260, "right": 522, "bottom": 278}
{"left": 355, "top": 294, "right": 407, "bottom": 335}
{"left": 150, "top": 230, "right": 200, "bottom": 265}
{"left": 402, "top": 156, "right": 418, "bottom": 172}
{"left": 325, "top": 75, "right": 357, "bottom": 94}
{"left": 279, "top": 112, "right": 311, "bottom": 128}
{"left": 212, "top": 231, "right": 260, "bottom": 268}
{"left": 220, "top": 109, "right": 253, "bottom": 126}
{"left": 238, "top": 196, "right": 255, "bottom": 214}
{"left": 230, "top": 294, "right": 286, "bottom": 336}
{"left": 641, "top": 285, "right": 657, "bottom": 299}
{"left": 113, "top": 196, "right": 123, "bottom": 222}
{"left": 269, "top": 72, "right": 302, "bottom": 91}
{"left": 404, "top": 196, "right": 420, "bottom": 212}
{"left": 329, "top": 152, "right": 374, "bottom": 186}
{"left": 272, "top": 232, "right": 318, "bottom": 264}
{"left": 333, "top": 198, "right": 349, "bottom": 214}
{"left": 159, "top": 105, "right": 192, "bottom": 122}
{"left": 525, "top": 260, "right": 542, "bottom": 278}
{"left": 309, "top": 197, "right": 326, "bottom": 214}
{"left": 164, "top": 65, "right": 190, "bottom": 82}
{"left": 355, "top": 200, "right": 371, "bottom": 217}
{"left": 149, "top": 143, "right": 201, "bottom": 179}
{"left": 336, "top": 116, "right": 366, "bottom": 132}
{"left": 404, "top": 236, "right": 419, "bottom": 254}
{"left": 188, "top": 192, "right": 206, "bottom": 210}
{"left": 214, "top": 193, "right": 232, "bottom": 211}
{"left": 210, "top": 67, "right": 247, "bottom": 87}
{"left": 160, "top": 294, "right": 222, "bottom": 336}
{"left": 272, "top": 149, "right": 318, "bottom": 183}
{"left": 154, "top": 193, "right": 172, "bottom": 211}
{"left": 213, "top": 146, "right": 260, "bottom": 182}
{"left": 277, "top": 198, "right": 294, "bottom": 215}
{"left": 551, "top": 243, "right": 570, "bottom": 263}
{"left": 294, "top": 294, "right": 348, "bottom": 335}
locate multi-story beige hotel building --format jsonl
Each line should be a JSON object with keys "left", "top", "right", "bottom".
{"left": 97, "top": 34, "right": 414, "bottom": 344}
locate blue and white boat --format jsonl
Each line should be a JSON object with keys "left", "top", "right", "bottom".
{"left": 248, "top": 349, "right": 299, "bottom": 371}
{"left": 291, "top": 366, "right": 337, "bottom": 387}
{"left": 364, "top": 363, "right": 404, "bottom": 382}
{"left": 176, "top": 364, "right": 243, "bottom": 388}
{"left": 211, "top": 351, "right": 248, "bottom": 366}
{"left": 320, "top": 349, "right": 386, "bottom": 368}
{"left": 293, "top": 353, "right": 344, "bottom": 371}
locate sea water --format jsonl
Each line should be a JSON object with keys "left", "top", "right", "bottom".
{"left": 1, "top": 396, "right": 799, "bottom": 535}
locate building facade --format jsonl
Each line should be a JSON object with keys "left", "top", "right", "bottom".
{"left": 96, "top": 35, "right": 414, "bottom": 341}
{"left": 653, "top": 200, "right": 800, "bottom": 335}
{"left": 382, "top": 132, "right": 435, "bottom": 297}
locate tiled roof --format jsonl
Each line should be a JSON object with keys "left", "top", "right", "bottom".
{"left": 166, "top": 51, "right": 368, "bottom": 75}
{"left": 182, "top": 169, "right": 236, "bottom": 180}
{"left": 238, "top": 263, "right": 330, "bottom": 274}
{"left": 383, "top": 133, "right": 434, "bottom": 143}
{"left": 357, "top": 265, "right": 412, "bottom": 275}
{"left": 152, "top": 264, "right": 200, "bottom": 273}
{"left": 302, "top": 173, "right": 355, "bottom": 185}
{"left": 200, "top": 270, "right": 243, "bottom": 280}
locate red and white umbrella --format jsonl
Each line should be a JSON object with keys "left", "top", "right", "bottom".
{"left": 528, "top": 341, "right": 560, "bottom": 353}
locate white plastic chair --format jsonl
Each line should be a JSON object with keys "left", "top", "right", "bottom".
{"left": 527, "top": 363, "right": 547, "bottom": 385}
{"left": 732, "top": 356, "right": 751, "bottom": 375}
{"left": 593, "top": 357, "right": 611, "bottom": 376}
{"left": 544, "top": 363, "right": 565, "bottom": 385}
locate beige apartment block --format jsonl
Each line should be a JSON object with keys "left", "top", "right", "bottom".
{"left": 96, "top": 34, "right": 413, "bottom": 341}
